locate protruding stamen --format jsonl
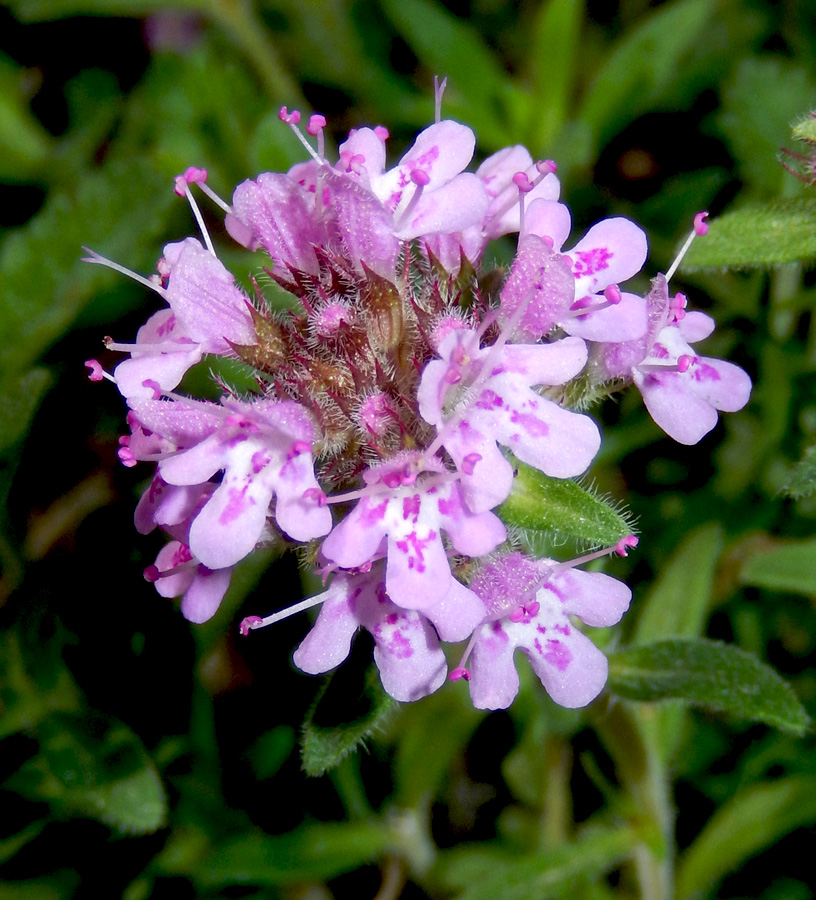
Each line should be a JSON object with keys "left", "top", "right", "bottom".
{"left": 513, "top": 172, "right": 534, "bottom": 234}
{"left": 239, "top": 593, "right": 329, "bottom": 633}
{"left": 302, "top": 487, "right": 328, "bottom": 507}
{"left": 448, "top": 626, "right": 482, "bottom": 683}
{"left": 373, "top": 125, "right": 389, "bottom": 142}
{"left": 555, "top": 534, "right": 639, "bottom": 570}
{"left": 82, "top": 248, "right": 167, "bottom": 297}
{"left": 665, "top": 211, "right": 709, "bottom": 283}
{"left": 279, "top": 106, "right": 322, "bottom": 164}
{"left": 615, "top": 535, "right": 639, "bottom": 556}
{"left": 85, "top": 359, "right": 111, "bottom": 383}
{"left": 535, "top": 159, "right": 558, "bottom": 177}
{"left": 603, "top": 284, "right": 622, "bottom": 305}
{"left": 174, "top": 177, "right": 216, "bottom": 256}
{"left": 434, "top": 75, "right": 447, "bottom": 124}
{"left": 461, "top": 453, "right": 482, "bottom": 475}
{"left": 278, "top": 106, "right": 301, "bottom": 125}
{"left": 142, "top": 559, "right": 199, "bottom": 584}
{"left": 637, "top": 357, "right": 695, "bottom": 375}
{"left": 394, "top": 169, "right": 430, "bottom": 231}
{"left": 307, "top": 114, "right": 327, "bottom": 159}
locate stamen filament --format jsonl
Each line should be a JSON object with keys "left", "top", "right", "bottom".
{"left": 240, "top": 593, "right": 328, "bottom": 633}
{"left": 82, "top": 248, "right": 167, "bottom": 297}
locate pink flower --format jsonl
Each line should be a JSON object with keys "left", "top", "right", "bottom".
{"left": 320, "top": 453, "right": 506, "bottom": 611}
{"left": 417, "top": 329, "right": 601, "bottom": 512}
{"left": 592, "top": 275, "right": 752, "bottom": 444}
{"left": 462, "top": 553, "right": 631, "bottom": 710}
{"left": 133, "top": 396, "right": 331, "bottom": 569}
{"left": 292, "top": 566, "right": 485, "bottom": 702}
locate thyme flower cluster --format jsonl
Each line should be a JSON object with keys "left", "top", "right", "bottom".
{"left": 86, "top": 87, "right": 751, "bottom": 710}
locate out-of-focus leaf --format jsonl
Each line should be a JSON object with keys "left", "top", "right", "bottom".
{"left": 4, "top": 0, "right": 204, "bottom": 20}
{"left": 608, "top": 638, "right": 810, "bottom": 735}
{"left": 718, "top": 58, "right": 816, "bottom": 196}
{"left": 498, "top": 459, "right": 634, "bottom": 550}
{"left": 0, "top": 158, "right": 175, "bottom": 380}
{"left": 245, "top": 725, "right": 295, "bottom": 781}
{"left": 0, "top": 876, "right": 77, "bottom": 900}
{"left": 682, "top": 199, "right": 816, "bottom": 269}
{"left": 392, "top": 685, "right": 482, "bottom": 808}
{"left": 6, "top": 712, "right": 167, "bottom": 834}
{"left": 0, "top": 53, "right": 53, "bottom": 180}
{"left": 578, "top": 0, "right": 713, "bottom": 149}
{"left": 782, "top": 445, "right": 816, "bottom": 498}
{"left": 677, "top": 776, "right": 816, "bottom": 899}
{"left": 526, "top": 0, "right": 584, "bottom": 150}
{"left": 633, "top": 523, "right": 722, "bottom": 644}
{"left": 629, "top": 524, "right": 722, "bottom": 763}
{"left": 436, "top": 825, "right": 638, "bottom": 900}
{"left": 378, "top": 0, "right": 525, "bottom": 146}
{"left": 0, "top": 821, "right": 46, "bottom": 865}
{"left": 740, "top": 537, "right": 816, "bottom": 595}
{"left": 301, "top": 660, "right": 396, "bottom": 777}
{"left": 0, "top": 368, "right": 51, "bottom": 457}
{"left": 0, "top": 629, "right": 81, "bottom": 739}
{"left": 197, "top": 821, "right": 396, "bottom": 887}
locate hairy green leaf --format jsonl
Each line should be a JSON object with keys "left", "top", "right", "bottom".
{"left": 6, "top": 712, "right": 167, "bottom": 834}
{"left": 608, "top": 638, "right": 810, "bottom": 734}
{"left": 682, "top": 199, "right": 816, "bottom": 269}
{"left": 301, "top": 659, "right": 396, "bottom": 777}
{"left": 782, "top": 445, "right": 816, "bottom": 498}
{"left": 498, "top": 458, "right": 634, "bottom": 550}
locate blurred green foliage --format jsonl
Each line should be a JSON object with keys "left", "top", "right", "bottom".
{"left": 2, "top": 1, "right": 816, "bottom": 898}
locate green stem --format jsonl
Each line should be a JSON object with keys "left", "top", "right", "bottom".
{"left": 595, "top": 703, "right": 674, "bottom": 900}
{"left": 540, "top": 737, "right": 573, "bottom": 851}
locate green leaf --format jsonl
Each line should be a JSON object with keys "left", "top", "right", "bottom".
{"left": 578, "top": 0, "right": 713, "bottom": 149}
{"left": 6, "top": 712, "right": 167, "bottom": 834}
{"left": 682, "top": 199, "right": 816, "bottom": 269}
{"left": 0, "top": 629, "right": 81, "bottom": 740}
{"left": 0, "top": 157, "right": 176, "bottom": 380}
{"left": 0, "top": 368, "right": 52, "bottom": 457}
{"left": 677, "top": 776, "right": 816, "bottom": 899}
{"left": 0, "top": 876, "right": 77, "bottom": 900}
{"left": 739, "top": 537, "right": 816, "bottom": 595}
{"left": 436, "top": 825, "right": 638, "bottom": 900}
{"left": 782, "top": 445, "right": 816, "bottom": 498}
{"left": 526, "top": 0, "right": 585, "bottom": 149}
{"left": 301, "top": 658, "right": 396, "bottom": 777}
{"left": 608, "top": 638, "right": 810, "bottom": 735}
{"left": 0, "top": 53, "right": 53, "bottom": 180}
{"left": 378, "top": 0, "right": 524, "bottom": 147}
{"left": 718, "top": 58, "right": 816, "bottom": 196}
{"left": 4, "top": 0, "right": 204, "bottom": 20}
{"left": 498, "top": 458, "right": 634, "bottom": 550}
{"left": 633, "top": 523, "right": 722, "bottom": 644}
{"left": 392, "top": 685, "right": 482, "bottom": 808}
{"left": 197, "top": 821, "right": 397, "bottom": 887}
